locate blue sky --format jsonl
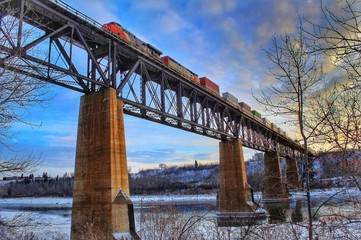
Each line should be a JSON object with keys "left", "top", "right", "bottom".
{"left": 3, "top": 0, "right": 336, "bottom": 176}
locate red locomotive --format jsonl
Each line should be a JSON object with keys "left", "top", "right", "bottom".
{"left": 103, "top": 22, "right": 162, "bottom": 58}
{"left": 102, "top": 22, "right": 130, "bottom": 42}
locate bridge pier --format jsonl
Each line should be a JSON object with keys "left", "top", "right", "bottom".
{"left": 263, "top": 151, "right": 290, "bottom": 202}
{"left": 71, "top": 88, "right": 135, "bottom": 240}
{"left": 286, "top": 157, "right": 302, "bottom": 189}
{"left": 218, "top": 139, "right": 264, "bottom": 226}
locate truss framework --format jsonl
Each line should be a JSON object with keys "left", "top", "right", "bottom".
{"left": 0, "top": 0, "right": 304, "bottom": 158}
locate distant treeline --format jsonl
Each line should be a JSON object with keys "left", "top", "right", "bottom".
{"left": 0, "top": 164, "right": 223, "bottom": 197}
{"left": 130, "top": 164, "right": 220, "bottom": 195}
{"left": 0, "top": 176, "right": 74, "bottom": 198}
{"left": 0, "top": 151, "right": 359, "bottom": 197}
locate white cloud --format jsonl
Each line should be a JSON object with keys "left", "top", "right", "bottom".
{"left": 67, "top": 0, "right": 120, "bottom": 23}
{"left": 132, "top": 0, "right": 170, "bottom": 11}
{"left": 156, "top": 11, "right": 191, "bottom": 33}
{"left": 195, "top": 0, "right": 236, "bottom": 15}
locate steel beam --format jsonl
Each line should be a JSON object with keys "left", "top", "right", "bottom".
{"left": 0, "top": 0, "right": 305, "bottom": 158}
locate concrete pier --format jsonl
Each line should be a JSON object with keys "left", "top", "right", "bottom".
{"left": 263, "top": 151, "right": 290, "bottom": 201}
{"left": 71, "top": 88, "right": 133, "bottom": 239}
{"left": 286, "top": 157, "right": 302, "bottom": 189}
{"left": 218, "top": 140, "right": 263, "bottom": 226}
{"left": 219, "top": 139, "right": 253, "bottom": 212}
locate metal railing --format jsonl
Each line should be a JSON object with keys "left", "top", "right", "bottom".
{"left": 49, "top": 0, "right": 103, "bottom": 30}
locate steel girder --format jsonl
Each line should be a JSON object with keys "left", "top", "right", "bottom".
{"left": 0, "top": 0, "right": 303, "bottom": 158}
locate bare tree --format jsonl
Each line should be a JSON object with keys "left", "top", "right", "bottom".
{"left": 138, "top": 204, "right": 205, "bottom": 239}
{"left": 0, "top": 5, "right": 51, "bottom": 239}
{"left": 304, "top": 0, "right": 361, "bottom": 88}
{"left": 257, "top": 1, "right": 361, "bottom": 237}
{"left": 0, "top": 153, "right": 40, "bottom": 176}
{"left": 313, "top": 83, "right": 361, "bottom": 189}
{"left": 303, "top": 0, "right": 361, "bottom": 189}
{"left": 0, "top": 6, "right": 50, "bottom": 175}
{"left": 255, "top": 21, "right": 328, "bottom": 239}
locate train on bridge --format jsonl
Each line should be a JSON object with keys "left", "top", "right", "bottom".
{"left": 102, "top": 21, "right": 290, "bottom": 140}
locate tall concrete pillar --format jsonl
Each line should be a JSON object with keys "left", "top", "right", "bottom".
{"left": 263, "top": 151, "right": 289, "bottom": 200}
{"left": 219, "top": 139, "right": 253, "bottom": 213}
{"left": 286, "top": 157, "right": 302, "bottom": 189}
{"left": 71, "top": 88, "right": 132, "bottom": 239}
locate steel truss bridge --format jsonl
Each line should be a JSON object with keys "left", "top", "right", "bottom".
{"left": 0, "top": 0, "right": 304, "bottom": 158}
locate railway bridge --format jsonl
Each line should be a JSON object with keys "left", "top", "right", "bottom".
{"left": 0, "top": 0, "right": 304, "bottom": 239}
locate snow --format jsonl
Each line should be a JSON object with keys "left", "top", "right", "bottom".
{"left": 0, "top": 197, "right": 73, "bottom": 205}
{"left": 0, "top": 179, "right": 19, "bottom": 185}
{"left": 0, "top": 187, "right": 358, "bottom": 207}
{"left": 113, "top": 232, "right": 132, "bottom": 240}
{"left": 131, "top": 193, "right": 216, "bottom": 205}
{"left": 0, "top": 188, "right": 359, "bottom": 239}
{"left": 133, "top": 165, "right": 219, "bottom": 184}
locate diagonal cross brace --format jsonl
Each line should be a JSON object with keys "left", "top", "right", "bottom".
{"left": 54, "top": 39, "right": 89, "bottom": 92}
{"left": 73, "top": 25, "right": 108, "bottom": 85}
{"left": 116, "top": 59, "right": 140, "bottom": 95}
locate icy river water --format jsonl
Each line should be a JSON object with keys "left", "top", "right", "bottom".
{"left": 0, "top": 189, "right": 360, "bottom": 239}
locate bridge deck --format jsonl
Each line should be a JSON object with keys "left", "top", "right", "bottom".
{"left": 0, "top": 0, "right": 304, "bottom": 158}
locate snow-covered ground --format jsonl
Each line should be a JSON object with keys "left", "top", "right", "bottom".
{"left": 0, "top": 188, "right": 360, "bottom": 239}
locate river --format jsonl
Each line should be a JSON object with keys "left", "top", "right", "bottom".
{"left": 0, "top": 189, "right": 360, "bottom": 239}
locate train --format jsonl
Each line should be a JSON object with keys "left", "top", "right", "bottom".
{"left": 102, "top": 22, "right": 163, "bottom": 58}
{"left": 102, "top": 22, "right": 290, "bottom": 139}
{"left": 161, "top": 56, "right": 200, "bottom": 84}
{"left": 102, "top": 22, "right": 219, "bottom": 95}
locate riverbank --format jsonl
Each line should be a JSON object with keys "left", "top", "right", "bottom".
{"left": 0, "top": 188, "right": 360, "bottom": 240}
{"left": 1, "top": 187, "right": 360, "bottom": 209}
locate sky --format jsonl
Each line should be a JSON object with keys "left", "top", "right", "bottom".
{"left": 2, "top": 0, "right": 339, "bottom": 176}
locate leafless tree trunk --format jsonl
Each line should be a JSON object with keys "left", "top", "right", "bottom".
{"left": 258, "top": 1, "right": 361, "bottom": 238}
{"left": 255, "top": 21, "right": 327, "bottom": 239}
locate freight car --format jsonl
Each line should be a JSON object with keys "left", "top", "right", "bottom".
{"left": 251, "top": 110, "right": 262, "bottom": 119}
{"left": 222, "top": 92, "right": 238, "bottom": 103}
{"left": 102, "top": 22, "right": 162, "bottom": 58}
{"left": 199, "top": 77, "right": 220, "bottom": 96}
{"left": 283, "top": 131, "right": 289, "bottom": 138}
{"left": 239, "top": 102, "right": 251, "bottom": 112}
{"left": 103, "top": 22, "right": 222, "bottom": 97}
{"left": 262, "top": 117, "right": 271, "bottom": 127}
{"left": 161, "top": 56, "right": 200, "bottom": 84}
{"left": 222, "top": 92, "right": 239, "bottom": 109}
